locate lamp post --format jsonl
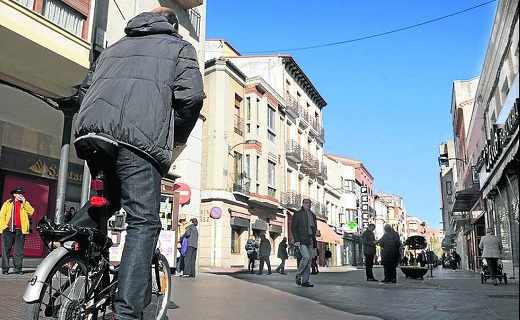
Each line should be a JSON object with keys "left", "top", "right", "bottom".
{"left": 228, "top": 139, "right": 258, "bottom": 156}
{"left": 437, "top": 155, "right": 468, "bottom": 167}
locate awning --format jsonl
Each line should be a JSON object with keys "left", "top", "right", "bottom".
{"left": 451, "top": 185, "right": 480, "bottom": 212}
{"left": 316, "top": 220, "right": 342, "bottom": 245}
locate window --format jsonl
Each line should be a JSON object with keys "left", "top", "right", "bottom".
{"left": 188, "top": 8, "right": 201, "bottom": 37}
{"left": 246, "top": 97, "right": 251, "bottom": 121}
{"left": 268, "top": 160, "right": 276, "bottom": 186}
{"left": 231, "top": 227, "right": 241, "bottom": 253}
{"left": 344, "top": 179, "right": 355, "bottom": 193}
{"left": 446, "top": 181, "right": 453, "bottom": 195}
{"left": 267, "top": 105, "right": 276, "bottom": 142}
{"left": 43, "top": 0, "right": 84, "bottom": 37}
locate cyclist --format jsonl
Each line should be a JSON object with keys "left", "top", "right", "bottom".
{"left": 71, "top": 7, "right": 205, "bottom": 320}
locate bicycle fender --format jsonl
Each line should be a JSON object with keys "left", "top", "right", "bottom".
{"left": 23, "top": 247, "right": 70, "bottom": 303}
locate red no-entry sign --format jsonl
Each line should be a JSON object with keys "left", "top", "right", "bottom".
{"left": 173, "top": 183, "right": 191, "bottom": 204}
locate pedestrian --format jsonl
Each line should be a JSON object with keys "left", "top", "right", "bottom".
{"left": 361, "top": 223, "right": 378, "bottom": 281}
{"left": 174, "top": 235, "right": 188, "bottom": 276}
{"left": 479, "top": 227, "right": 503, "bottom": 286}
{"left": 324, "top": 246, "right": 332, "bottom": 267}
{"left": 291, "top": 198, "right": 321, "bottom": 287}
{"left": 275, "top": 237, "right": 288, "bottom": 274}
{"left": 417, "top": 250, "right": 426, "bottom": 267}
{"left": 1, "top": 186, "right": 35, "bottom": 275}
{"left": 71, "top": 7, "right": 205, "bottom": 319}
{"left": 245, "top": 236, "right": 258, "bottom": 274}
{"left": 182, "top": 218, "right": 199, "bottom": 277}
{"left": 71, "top": 7, "right": 205, "bottom": 318}
{"left": 64, "top": 206, "right": 76, "bottom": 223}
{"left": 311, "top": 246, "right": 320, "bottom": 274}
{"left": 451, "top": 250, "right": 461, "bottom": 270}
{"left": 375, "top": 224, "right": 402, "bottom": 283}
{"left": 257, "top": 233, "right": 272, "bottom": 275}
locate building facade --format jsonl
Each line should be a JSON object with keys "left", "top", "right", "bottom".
{"left": 442, "top": 0, "right": 519, "bottom": 277}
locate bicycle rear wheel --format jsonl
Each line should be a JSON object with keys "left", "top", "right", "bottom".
{"left": 144, "top": 253, "right": 172, "bottom": 320}
{"left": 23, "top": 253, "right": 89, "bottom": 320}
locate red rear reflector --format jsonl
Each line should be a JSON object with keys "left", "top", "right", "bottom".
{"left": 74, "top": 242, "right": 80, "bottom": 251}
{"left": 90, "top": 195, "right": 107, "bottom": 207}
{"left": 91, "top": 179, "right": 104, "bottom": 191}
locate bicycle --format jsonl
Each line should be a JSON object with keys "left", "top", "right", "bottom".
{"left": 22, "top": 145, "right": 172, "bottom": 320}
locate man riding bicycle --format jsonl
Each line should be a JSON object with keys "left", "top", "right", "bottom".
{"left": 71, "top": 7, "right": 205, "bottom": 320}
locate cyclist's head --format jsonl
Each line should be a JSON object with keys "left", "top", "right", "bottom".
{"left": 151, "top": 7, "right": 179, "bottom": 32}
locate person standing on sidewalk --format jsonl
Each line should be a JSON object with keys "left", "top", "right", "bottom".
{"left": 324, "top": 246, "right": 332, "bottom": 267}
{"left": 361, "top": 223, "right": 378, "bottom": 281}
{"left": 245, "top": 236, "right": 258, "bottom": 274}
{"left": 257, "top": 233, "right": 272, "bottom": 275}
{"left": 1, "top": 186, "right": 35, "bottom": 275}
{"left": 182, "top": 218, "right": 199, "bottom": 277}
{"left": 479, "top": 227, "right": 503, "bottom": 286}
{"left": 376, "top": 224, "right": 401, "bottom": 283}
{"left": 275, "top": 237, "right": 288, "bottom": 274}
{"left": 291, "top": 198, "right": 320, "bottom": 287}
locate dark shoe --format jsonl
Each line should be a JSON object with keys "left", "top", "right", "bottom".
{"left": 266, "top": 272, "right": 272, "bottom": 275}
{"left": 2, "top": 271, "right": 8, "bottom": 275}
{"left": 390, "top": 279, "right": 396, "bottom": 283}
{"left": 295, "top": 275, "right": 302, "bottom": 286}
{"left": 380, "top": 279, "right": 389, "bottom": 283}
{"left": 257, "top": 273, "right": 262, "bottom": 275}
{"left": 301, "top": 282, "right": 314, "bottom": 287}
{"left": 280, "top": 272, "right": 287, "bottom": 275}
{"left": 367, "top": 278, "right": 378, "bottom": 282}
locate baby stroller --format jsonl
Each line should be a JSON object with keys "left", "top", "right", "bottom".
{"left": 481, "top": 258, "right": 507, "bottom": 284}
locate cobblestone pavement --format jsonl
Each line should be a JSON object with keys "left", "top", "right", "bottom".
{"left": 1, "top": 262, "right": 518, "bottom": 320}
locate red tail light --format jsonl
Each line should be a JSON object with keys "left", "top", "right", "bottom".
{"left": 91, "top": 179, "right": 104, "bottom": 191}
{"left": 90, "top": 195, "right": 107, "bottom": 207}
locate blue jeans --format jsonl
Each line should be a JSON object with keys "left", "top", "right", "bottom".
{"left": 72, "top": 147, "right": 162, "bottom": 320}
{"left": 295, "top": 244, "right": 312, "bottom": 284}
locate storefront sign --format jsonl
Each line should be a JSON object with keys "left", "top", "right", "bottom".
{"left": 0, "top": 147, "right": 84, "bottom": 183}
{"left": 480, "top": 102, "right": 519, "bottom": 172}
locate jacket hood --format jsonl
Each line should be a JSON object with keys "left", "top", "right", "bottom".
{"left": 124, "top": 12, "right": 176, "bottom": 37}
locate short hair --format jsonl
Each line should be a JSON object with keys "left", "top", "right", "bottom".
{"left": 190, "top": 218, "right": 198, "bottom": 224}
{"left": 383, "top": 224, "right": 392, "bottom": 232}
{"left": 151, "top": 7, "right": 179, "bottom": 27}
{"left": 302, "top": 198, "right": 311, "bottom": 205}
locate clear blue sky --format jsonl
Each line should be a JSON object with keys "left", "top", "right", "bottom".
{"left": 206, "top": 1, "right": 498, "bottom": 229}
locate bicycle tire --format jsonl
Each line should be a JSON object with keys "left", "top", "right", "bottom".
{"left": 23, "top": 253, "right": 89, "bottom": 320}
{"left": 144, "top": 253, "right": 172, "bottom": 320}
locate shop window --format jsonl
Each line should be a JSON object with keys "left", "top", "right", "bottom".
{"left": 231, "top": 227, "right": 241, "bottom": 253}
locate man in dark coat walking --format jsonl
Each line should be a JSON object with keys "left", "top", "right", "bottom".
{"left": 72, "top": 7, "right": 205, "bottom": 319}
{"left": 291, "top": 199, "right": 320, "bottom": 287}
{"left": 361, "top": 223, "right": 377, "bottom": 281}
{"left": 376, "top": 224, "right": 402, "bottom": 283}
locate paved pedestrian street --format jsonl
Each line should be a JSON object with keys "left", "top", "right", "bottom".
{"left": 1, "top": 265, "right": 518, "bottom": 319}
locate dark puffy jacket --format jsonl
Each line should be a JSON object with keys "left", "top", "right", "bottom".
{"left": 75, "top": 12, "right": 205, "bottom": 176}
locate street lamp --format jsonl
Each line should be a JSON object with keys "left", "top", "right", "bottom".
{"left": 228, "top": 139, "right": 258, "bottom": 156}
{"left": 437, "top": 155, "right": 468, "bottom": 167}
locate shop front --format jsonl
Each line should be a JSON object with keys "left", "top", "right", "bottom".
{"left": 0, "top": 147, "right": 84, "bottom": 258}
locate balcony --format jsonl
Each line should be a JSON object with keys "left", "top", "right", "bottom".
{"left": 234, "top": 114, "right": 243, "bottom": 136}
{"left": 282, "top": 191, "right": 302, "bottom": 210}
{"left": 175, "top": 0, "right": 204, "bottom": 9}
{"left": 318, "top": 162, "right": 328, "bottom": 180}
{"left": 311, "top": 201, "right": 327, "bottom": 220}
{"left": 232, "top": 173, "right": 250, "bottom": 196}
{"left": 284, "top": 94, "right": 299, "bottom": 118}
{"left": 301, "top": 149, "right": 319, "bottom": 174}
{"left": 0, "top": 0, "right": 90, "bottom": 97}
{"left": 285, "top": 139, "right": 302, "bottom": 162}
